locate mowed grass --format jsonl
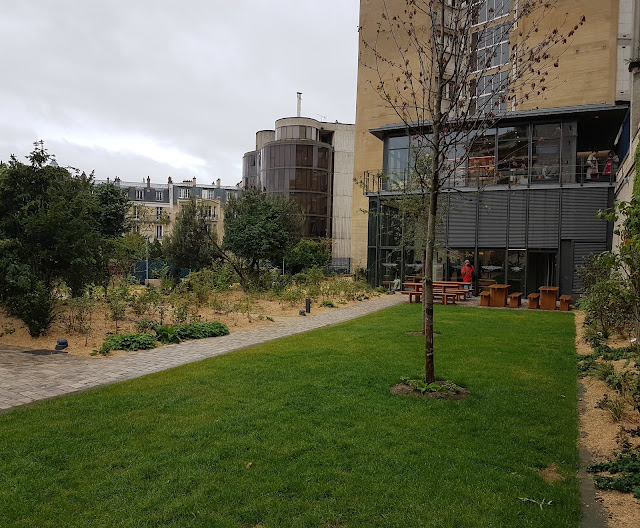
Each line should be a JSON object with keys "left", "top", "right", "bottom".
{"left": 0, "top": 304, "right": 580, "bottom": 527}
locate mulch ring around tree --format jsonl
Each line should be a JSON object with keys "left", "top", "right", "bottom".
{"left": 390, "top": 381, "right": 469, "bottom": 400}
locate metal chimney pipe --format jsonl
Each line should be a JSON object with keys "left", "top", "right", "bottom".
{"left": 297, "top": 92, "right": 302, "bottom": 117}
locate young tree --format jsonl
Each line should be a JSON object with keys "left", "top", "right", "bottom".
{"left": 223, "top": 188, "right": 304, "bottom": 277}
{"left": 360, "top": 0, "right": 582, "bottom": 382}
{"left": 164, "top": 199, "right": 223, "bottom": 271}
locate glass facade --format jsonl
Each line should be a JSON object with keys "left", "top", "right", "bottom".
{"left": 242, "top": 152, "right": 258, "bottom": 188}
{"left": 275, "top": 125, "right": 319, "bottom": 141}
{"left": 260, "top": 142, "right": 332, "bottom": 238}
{"left": 380, "top": 119, "right": 596, "bottom": 188}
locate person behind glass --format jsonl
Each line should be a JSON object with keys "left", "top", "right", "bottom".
{"left": 586, "top": 149, "right": 598, "bottom": 180}
{"left": 461, "top": 260, "right": 474, "bottom": 298}
{"left": 603, "top": 150, "right": 619, "bottom": 178}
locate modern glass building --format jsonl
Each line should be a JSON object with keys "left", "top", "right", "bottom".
{"left": 243, "top": 117, "right": 355, "bottom": 270}
{"left": 364, "top": 104, "right": 629, "bottom": 296}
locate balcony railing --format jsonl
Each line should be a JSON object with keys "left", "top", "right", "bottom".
{"left": 363, "top": 163, "right": 617, "bottom": 195}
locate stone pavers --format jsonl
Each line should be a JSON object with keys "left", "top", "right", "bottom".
{"left": 0, "top": 294, "right": 405, "bottom": 412}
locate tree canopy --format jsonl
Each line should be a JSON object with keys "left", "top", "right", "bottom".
{"left": 223, "top": 189, "right": 304, "bottom": 274}
{"left": 0, "top": 142, "right": 130, "bottom": 335}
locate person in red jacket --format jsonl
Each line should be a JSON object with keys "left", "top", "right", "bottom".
{"left": 461, "top": 260, "right": 474, "bottom": 298}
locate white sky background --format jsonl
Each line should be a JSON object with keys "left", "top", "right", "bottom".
{"left": 0, "top": 0, "right": 360, "bottom": 186}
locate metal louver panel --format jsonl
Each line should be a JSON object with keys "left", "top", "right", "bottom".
{"left": 561, "top": 188, "right": 610, "bottom": 241}
{"left": 508, "top": 190, "right": 527, "bottom": 247}
{"left": 446, "top": 192, "right": 477, "bottom": 247}
{"left": 528, "top": 189, "right": 559, "bottom": 247}
{"left": 478, "top": 192, "right": 508, "bottom": 246}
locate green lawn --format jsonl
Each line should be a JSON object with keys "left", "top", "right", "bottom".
{"left": 0, "top": 304, "right": 580, "bottom": 527}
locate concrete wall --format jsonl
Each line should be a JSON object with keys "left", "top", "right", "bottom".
{"left": 329, "top": 123, "right": 355, "bottom": 262}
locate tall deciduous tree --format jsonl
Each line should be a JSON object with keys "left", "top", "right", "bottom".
{"left": 223, "top": 188, "right": 304, "bottom": 276}
{"left": 360, "top": 0, "right": 582, "bottom": 382}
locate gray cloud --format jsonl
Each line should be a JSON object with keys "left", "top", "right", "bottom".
{"left": 0, "top": 0, "right": 359, "bottom": 185}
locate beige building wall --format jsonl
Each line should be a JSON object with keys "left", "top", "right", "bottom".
{"left": 351, "top": 0, "right": 630, "bottom": 268}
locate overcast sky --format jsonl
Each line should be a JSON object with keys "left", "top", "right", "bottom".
{"left": 0, "top": 1, "right": 360, "bottom": 186}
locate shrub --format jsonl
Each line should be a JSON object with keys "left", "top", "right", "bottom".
{"left": 135, "top": 317, "right": 158, "bottom": 333}
{"left": 154, "top": 324, "right": 181, "bottom": 344}
{"left": 284, "top": 239, "right": 330, "bottom": 274}
{"left": 154, "top": 321, "right": 230, "bottom": 344}
{"left": 11, "top": 284, "right": 55, "bottom": 337}
{"left": 99, "top": 333, "right": 156, "bottom": 355}
{"left": 64, "top": 295, "right": 95, "bottom": 333}
{"left": 174, "top": 321, "right": 230, "bottom": 340}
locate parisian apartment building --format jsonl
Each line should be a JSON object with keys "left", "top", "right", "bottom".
{"left": 96, "top": 176, "right": 242, "bottom": 242}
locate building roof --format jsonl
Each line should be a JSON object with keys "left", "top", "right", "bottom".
{"left": 368, "top": 104, "right": 630, "bottom": 140}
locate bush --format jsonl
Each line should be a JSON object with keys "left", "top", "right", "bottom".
{"left": 154, "top": 321, "right": 230, "bottom": 344}
{"left": 64, "top": 295, "right": 95, "bottom": 333}
{"left": 174, "top": 321, "right": 229, "bottom": 340}
{"left": 10, "top": 284, "right": 55, "bottom": 337}
{"left": 99, "top": 333, "right": 156, "bottom": 355}
{"left": 135, "top": 317, "right": 158, "bottom": 333}
{"left": 284, "top": 239, "right": 330, "bottom": 274}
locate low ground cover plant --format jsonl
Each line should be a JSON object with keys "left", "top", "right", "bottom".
{"left": 98, "top": 332, "right": 157, "bottom": 355}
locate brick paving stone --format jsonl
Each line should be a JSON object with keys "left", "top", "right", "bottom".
{"left": 0, "top": 294, "right": 405, "bottom": 412}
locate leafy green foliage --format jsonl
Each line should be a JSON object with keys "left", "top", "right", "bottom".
{"left": 173, "top": 321, "right": 229, "bottom": 340}
{"left": 284, "top": 239, "right": 330, "bottom": 274}
{"left": 163, "top": 199, "right": 221, "bottom": 271}
{"left": 0, "top": 142, "right": 130, "bottom": 334}
{"left": 154, "top": 321, "right": 230, "bottom": 344}
{"left": 401, "top": 377, "right": 460, "bottom": 393}
{"left": 99, "top": 333, "right": 157, "bottom": 355}
{"left": 185, "top": 266, "right": 235, "bottom": 306}
{"left": 577, "top": 253, "right": 632, "bottom": 333}
{"left": 588, "top": 449, "right": 640, "bottom": 498}
{"left": 321, "top": 300, "right": 336, "bottom": 308}
{"left": 223, "top": 188, "right": 303, "bottom": 274}
{"left": 154, "top": 324, "right": 181, "bottom": 344}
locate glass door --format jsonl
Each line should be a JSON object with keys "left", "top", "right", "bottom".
{"left": 507, "top": 250, "right": 526, "bottom": 294}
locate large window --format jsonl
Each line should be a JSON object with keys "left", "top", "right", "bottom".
{"left": 472, "top": 0, "right": 510, "bottom": 25}
{"left": 275, "top": 125, "right": 318, "bottom": 141}
{"left": 471, "top": 70, "right": 509, "bottom": 114}
{"left": 531, "top": 123, "right": 561, "bottom": 182}
{"left": 471, "top": 23, "right": 509, "bottom": 72}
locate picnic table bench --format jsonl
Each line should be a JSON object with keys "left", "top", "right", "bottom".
{"left": 559, "top": 295, "right": 572, "bottom": 311}
{"left": 508, "top": 292, "right": 523, "bottom": 308}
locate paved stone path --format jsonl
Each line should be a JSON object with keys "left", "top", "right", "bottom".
{"left": 0, "top": 294, "right": 405, "bottom": 412}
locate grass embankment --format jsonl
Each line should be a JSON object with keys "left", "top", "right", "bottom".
{"left": 0, "top": 304, "right": 579, "bottom": 527}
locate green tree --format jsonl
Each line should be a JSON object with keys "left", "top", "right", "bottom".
{"left": 0, "top": 142, "right": 130, "bottom": 335}
{"left": 598, "top": 196, "right": 640, "bottom": 340}
{"left": 164, "top": 199, "right": 222, "bottom": 272}
{"left": 223, "top": 189, "right": 304, "bottom": 276}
